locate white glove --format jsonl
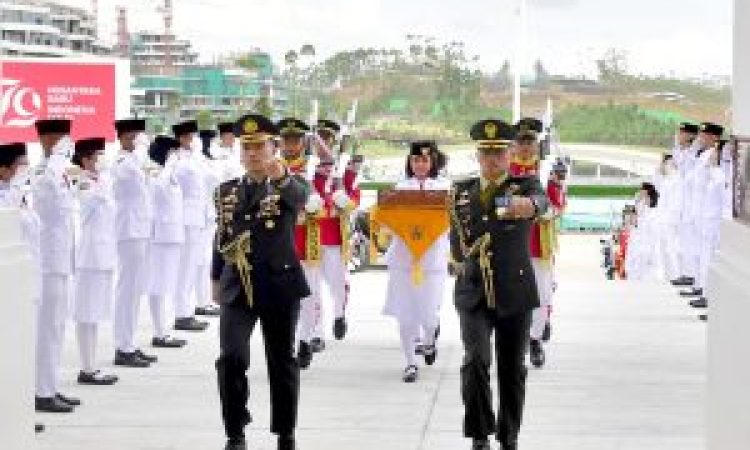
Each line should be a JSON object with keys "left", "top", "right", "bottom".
{"left": 305, "top": 193, "right": 323, "bottom": 214}
{"left": 333, "top": 189, "right": 350, "bottom": 209}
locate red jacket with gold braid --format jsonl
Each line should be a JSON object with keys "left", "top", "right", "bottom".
{"left": 293, "top": 168, "right": 360, "bottom": 259}
{"left": 509, "top": 156, "right": 546, "bottom": 258}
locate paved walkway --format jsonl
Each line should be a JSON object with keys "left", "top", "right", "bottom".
{"left": 35, "top": 235, "right": 705, "bottom": 450}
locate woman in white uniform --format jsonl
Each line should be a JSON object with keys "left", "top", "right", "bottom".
{"left": 652, "top": 154, "right": 682, "bottom": 281}
{"left": 625, "top": 182, "right": 660, "bottom": 280}
{"left": 383, "top": 141, "right": 450, "bottom": 383}
{"left": 194, "top": 129, "right": 222, "bottom": 317}
{"left": 1, "top": 143, "right": 46, "bottom": 432}
{"left": 692, "top": 144, "right": 727, "bottom": 310}
{"left": 147, "top": 136, "right": 188, "bottom": 348}
{"left": 71, "top": 138, "right": 119, "bottom": 385}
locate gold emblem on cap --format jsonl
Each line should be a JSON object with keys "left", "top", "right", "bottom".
{"left": 244, "top": 119, "right": 258, "bottom": 134}
{"left": 421, "top": 147, "right": 430, "bottom": 155}
{"left": 485, "top": 122, "right": 498, "bottom": 139}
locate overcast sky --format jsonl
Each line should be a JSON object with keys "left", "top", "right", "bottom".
{"left": 62, "top": 0, "right": 732, "bottom": 77}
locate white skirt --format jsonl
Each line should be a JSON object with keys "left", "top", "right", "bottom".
{"left": 383, "top": 269, "right": 446, "bottom": 328}
{"left": 73, "top": 269, "right": 114, "bottom": 323}
{"left": 148, "top": 242, "right": 182, "bottom": 297}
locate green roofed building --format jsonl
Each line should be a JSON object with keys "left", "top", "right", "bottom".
{"left": 128, "top": 31, "right": 287, "bottom": 128}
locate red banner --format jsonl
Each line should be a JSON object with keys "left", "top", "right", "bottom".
{"left": 1, "top": 60, "right": 117, "bottom": 142}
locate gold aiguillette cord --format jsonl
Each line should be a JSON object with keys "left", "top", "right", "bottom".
{"left": 220, "top": 231, "right": 254, "bottom": 306}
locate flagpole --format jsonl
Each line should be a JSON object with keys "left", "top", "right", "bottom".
{"left": 513, "top": 0, "right": 527, "bottom": 123}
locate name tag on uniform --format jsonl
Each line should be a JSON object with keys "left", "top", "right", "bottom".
{"left": 495, "top": 194, "right": 511, "bottom": 218}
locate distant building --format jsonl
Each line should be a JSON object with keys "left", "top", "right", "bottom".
{"left": 0, "top": 0, "right": 110, "bottom": 57}
{"left": 129, "top": 30, "right": 198, "bottom": 76}
{"left": 130, "top": 57, "right": 288, "bottom": 128}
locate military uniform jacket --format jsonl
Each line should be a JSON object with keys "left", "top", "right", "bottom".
{"left": 450, "top": 176, "right": 548, "bottom": 317}
{"left": 211, "top": 173, "right": 311, "bottom": 307}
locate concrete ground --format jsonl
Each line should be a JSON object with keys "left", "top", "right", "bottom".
{"left": 35, "top": 234, "right": 706, "bottom": 450}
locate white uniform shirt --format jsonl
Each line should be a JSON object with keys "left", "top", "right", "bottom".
{"left": 113, "top": 151, "right": 152, "bottom": 241}
{"left": 701, "top": 165, "right": 727, "bottom": 222}
{"left": 150, "top": 160, "right": 186, "bottom": 245}
{"left": 1, "top": 180, "right": 41, "bottom": 265}
{"left": 210, "top": 144, "right": 244, "bottom": 182}
{"left": 32, "top": 155, "right": 77, "bottom": 275}
{"left": 384, "top": 177, "right": 451, "bottom": 271}
{"left": 75, "top": 171, "right": 117, "bottom": 270}
{"left": 653, "top": 169, "right": 682, "bottom": 225}
{"left": 173, "top": 149, "right": 208, "bottom": 230}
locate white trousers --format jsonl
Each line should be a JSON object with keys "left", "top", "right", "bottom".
{"left": 149, "top": 295, "right": 167, "bottom": 339}
{"left": 115, "top": 239, "right": 149, "bottom": 353}
{"left": 194, "top": 262, "right": 211, "bottom": 309}
{"left": 194, "top": 225, "right": 215, "bottom": 308}
{"left": 530, "top": 258, "right": 553, "bottom": 341}
{"left": 298, "top": 246, "right": 348, "bottom": 343}
{"left": 173, "top": 227, "right": 205, "bottom": 319}
{"left": 657, "top": 219, "right": 681, "bottom": 281}
{"left": 679, "top": 218, "right": 700, "bottom": 279}
{"left": 696, "top": 218, "right": 721, "bottom": 290}
{"left": 36, "top": 274, "right": 70, "bottom": 398}
{"left": 76, "top": 322, "right": 98, "bottom": 373}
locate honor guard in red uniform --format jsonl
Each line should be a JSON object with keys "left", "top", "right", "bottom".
{"left": 295, "top": 119, "right": 361, "bottom": 368}
{"left": 540, "top": 159, "right": 567, "bottom": 341}
{"left": 510, "top": 118, "right": 556, "bottom": 369}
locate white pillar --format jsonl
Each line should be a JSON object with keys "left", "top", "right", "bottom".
{"left": 0, "top": 208, "right": 35, "bottom": 448}
{"left": 707, "top": 2, "right": 750, "bottom": 448}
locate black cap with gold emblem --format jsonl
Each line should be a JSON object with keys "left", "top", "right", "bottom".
{"left": 235, "top": 114, "right": 278, "bottom": 143}
{"left": 470, "top": 119, "right": 516, "bottom": 151}
{"left": 317, "top": 119, "right": 340, "bottom": 135}
{"left": 277, "top": 117, "right": 310, "bottom": 137}
{"left": 410, "top": 140, "right": 437, "bottom": 156}
{"left": 514, "top": 117, "right": 543, "bottom": 142}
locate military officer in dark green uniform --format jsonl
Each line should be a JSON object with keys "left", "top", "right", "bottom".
{"left": 211, "top": 114, "right": 310, "bottom": 450}
{"left": 449, "top": 119, "right": 549, "bottom": 450}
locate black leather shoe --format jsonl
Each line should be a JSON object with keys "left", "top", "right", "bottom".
{"left": 195, "top": 305, "right": 221, "bottom": 317}
{"left": 333, "top": 317, "right": 347, "bottom": 340}
{"left": 278, "top": 433, "right": 296, "bottom": 450}
{"left": 310, "top": 337, "right": 326, "bottom": 353}
{"left": 152, "top": 335, "right": 187, "bottom": 348}
{"left": 502, "top": 441, "right": 518, "bottom": 450}
{"left": 542, "top": 322, "right": 552, "bottom": 342}
{"left": 423, "top": 345, "right": 437, "bottom": 366}
{"left": 472, "top": 438, "right": 491, "bottom": 450}
{"left": 680, "top": 288, "right": 703, "bottom": 297}
{"left": 671, "top": 276, "right": 694, "bottom": 286}
{"left": 135, "top": 349, "right": 158, "bottom": 363}
{"left": 402, "top": 365, "right": 418, "bottom": 383}
{"left": 77, "top": 370, "right": 119, "bottom": 385}
{"left": 35, "top": 423, "right": 45, "bottom": 433}
{"left": 114, "top": 350, "right": 151, "bottom": 368}
{"left": 174, "top": 317, "right": 209, "bottom": 331}
{"left": 35, "top": 396, "right": 73, "bottom": 413}
{"left": 297, "top": 341, "right": 313, "bottom": 370}
{"left": 415, "top": 344, "right": 425, "bottom": 355}
{"left": 699, "top": 314, "right": 708, "bottom": 321}
{"left": 224, "top": 438, "right": 247, "bottom": 450}
{"left": 690, "top": 297, "right": 708, "bottom": 308}
{"left": 55, "top": 392, "right": 81, "bottom": 406}
{"left": 530, "top": 339, "right": 546, "bottom": 368}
